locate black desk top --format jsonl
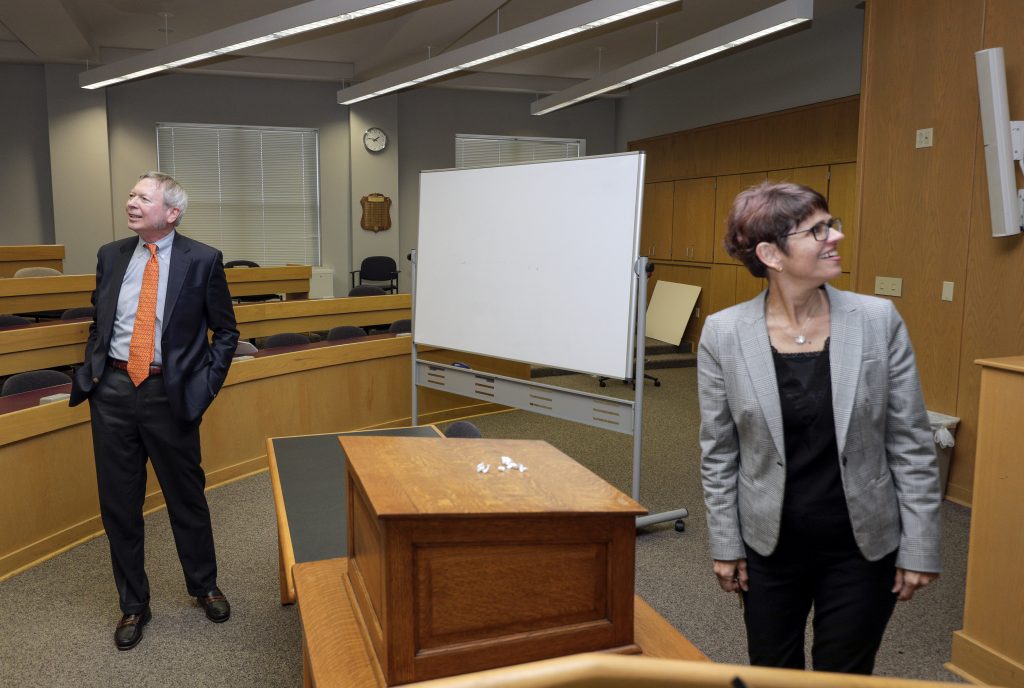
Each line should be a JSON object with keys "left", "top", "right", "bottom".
{"left": 272, "top": 426, "right": 441, "bottom": 563}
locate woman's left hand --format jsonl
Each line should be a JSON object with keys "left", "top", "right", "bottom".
{"left": 892, "top": 568, "right": 939, "bottom": 601}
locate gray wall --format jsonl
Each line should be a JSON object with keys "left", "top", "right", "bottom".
{"left": 105, "top": 73, "right": 351, "bottom": 295}
{"left": 0, "top": 64, "right": 54, "bottom": 245}
{"left": 615, "top": 5, "right": 864, "bottom": 147}
{"left": 396, "top": 87, "right": 617, "bottom": 292}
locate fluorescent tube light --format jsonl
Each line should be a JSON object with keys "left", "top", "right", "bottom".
{"left": 80, "top": 0, "right": 423, "bottom": 89}
{"left": 531, "top": 0, "right": 813, "bottom": 115}
{"left": 337, "top": 0, "right": 675, "bottom": 105}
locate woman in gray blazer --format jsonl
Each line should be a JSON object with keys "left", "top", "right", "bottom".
{"left": 697, "top": 182, "right": 941, "bottom": 674}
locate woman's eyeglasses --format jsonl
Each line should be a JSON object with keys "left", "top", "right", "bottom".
{"left": 786, "top": 217, "right": 843, "bottom": 241}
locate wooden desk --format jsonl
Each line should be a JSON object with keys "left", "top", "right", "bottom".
{"left": 226, "top": 265, "right": 311, "bottom": 299}
{"left": 0, "top": 245, "right": 64, "bottom": 277}
{"left": 293, "top": 557, "right": 707, "bottom": 688}
{"left": 235, "top": 294, "right": 410, "bottom": 339}
{"left": 0, "top": 337, "right": 524, "bottom": 580}
{"left": 0, "top": 266, "right": 310, "bottom": 318}
{"left": 0, "top": 317, "right": 90, "bottom": 376}
{"left": 267, "top": 425, "right": 443, "bottom": 605}
{"left": 948, "top": 356, "right": 1024, "bottom": 687}
{"left": 0, "top": 274, "right": 93, "bottom": 313}
{"left": 0, "top": 295, "right": 411, "bottom": 377}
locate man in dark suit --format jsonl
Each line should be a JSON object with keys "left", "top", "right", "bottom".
{"left": 70, "top": 171, "right": 239, "bottom": 650}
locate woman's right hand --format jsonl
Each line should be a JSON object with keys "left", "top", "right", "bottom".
{"left": 713, "top": 559, "right": 749, "bottom": 592}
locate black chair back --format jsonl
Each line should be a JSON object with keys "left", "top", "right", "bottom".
{"left": 352, "top": 255, "right": 399, "bottom": 293}
{"left": 0, "top": 315, "right": 32, "bottom": 327}
{"left": 61, "top": 307, "right": 95, "bottom": 320}
{"left": 262, "top": 332, "right": 310, "bottom": 349}
{"left": 348, "top": 285, "right": 386, "bottom": 297}
{"left": 225, "top": 259, "right": 260, "bottom": 268}
{"left": 1, "top": 369, "right": 72, "bottom": 397}
{"left": 388, "top": 319, "right": 411, "bottom": 334}
{"left": 444, "top": 421, "right": 482, "bottom": 438}
{"left": 327, "top": 325, "right": 367, "bottom": 341}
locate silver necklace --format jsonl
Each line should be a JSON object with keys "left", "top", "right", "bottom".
{"left": 791, "top": 292, "right": 823, "bottom": 345}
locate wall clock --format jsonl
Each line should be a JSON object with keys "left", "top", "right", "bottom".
{"left": 363, "top": 127, "right": 388, "bottom": 153}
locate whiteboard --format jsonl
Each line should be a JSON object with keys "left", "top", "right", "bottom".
{"left": 414, "top": 153, "right": 644, "bottom": 379}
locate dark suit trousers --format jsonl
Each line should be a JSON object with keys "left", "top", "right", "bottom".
{"left": 742, "top": 520, "right": 898, "bottom": 674}
{"left": 89, "top": 367, "right": 218, "bottom": 614}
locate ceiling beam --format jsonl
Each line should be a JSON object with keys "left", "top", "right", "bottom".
{"left": 0, "top": 0, "right": 93, "bottom": 61}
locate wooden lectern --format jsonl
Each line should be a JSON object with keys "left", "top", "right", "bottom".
{"left": 947, "top": 357, "right": 1024, "bottom": 686}
{"left": 339, "top": 436, "right": 647, "bottom": 686}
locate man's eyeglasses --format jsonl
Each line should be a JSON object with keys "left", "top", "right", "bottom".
{"left": 786, "top": 217, "right": 843, "bottom": 241}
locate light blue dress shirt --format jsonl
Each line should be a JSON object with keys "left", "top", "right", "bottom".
{"left": 108, "top": 231, "right": 175, "bottom": 365}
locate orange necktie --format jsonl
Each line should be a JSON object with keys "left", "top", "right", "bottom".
{"left": 127, "top": 243, "right": 159, "bottom": 387}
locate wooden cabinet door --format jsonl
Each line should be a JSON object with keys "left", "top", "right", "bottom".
{"left": 713, "top": 172, "right": 766, "bottom": 265}
{"left": 672, "top": 178, "right": 716, "bottom": 262}
{"left": 640, "top": 182, "right": 674, "bottom": 260}
{"left": 767, "top": 165, "right": 829, "bottom": 195}
{"left": 827, "top": 162, "right": 858, "bottom": 275}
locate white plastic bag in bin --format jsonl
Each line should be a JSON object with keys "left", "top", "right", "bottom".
{"left": 927, "top": 411, "right": 959, "bottom": 496}
{"left": 927, "top": 411, "right": 959, "bottom": 448}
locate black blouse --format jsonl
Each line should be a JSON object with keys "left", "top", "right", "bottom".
{"left": 771, "top": 338, "right": 854, "bottom": 544}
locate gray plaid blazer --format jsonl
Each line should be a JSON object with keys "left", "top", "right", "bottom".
{"left": 697, "top": 285, "right": 941, "bottom": 572}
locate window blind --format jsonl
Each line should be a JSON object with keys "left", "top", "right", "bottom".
{"left": 156, "top": 123, "right": 321, "bottom": 266}
{"left": 455, "top": 134, "right": 585, "bottom": 168}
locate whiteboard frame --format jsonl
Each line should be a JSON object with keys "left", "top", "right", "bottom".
{"left": 412, "top": 152, "right": 644, "bottom": 380}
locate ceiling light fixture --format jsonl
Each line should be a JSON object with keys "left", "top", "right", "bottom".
{"left": 79, "top": 0, "right": 423, "bottom": 90}
{"left": 336, "top": 0, "right": 676, "bottom": 106}
{"left": 531, "top": 0, "right": 814, "bottom": 115}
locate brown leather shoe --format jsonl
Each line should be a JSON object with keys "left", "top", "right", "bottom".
{"left": 114, "top": 606, "right": 151, "bottom": 651}
{"left": 196, "top": 588, "right": 230, "bottom": 623}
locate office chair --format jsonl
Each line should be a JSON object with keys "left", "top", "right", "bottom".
{"left": 261, "top": 332, "right": 310, "bottom": 349}
{"left": 327, "top": 325, "right": 367, "bottom": 341}
{"left": 0, "top": 315, "right": 32, "bottom": 327}
{"left": 347, "top": 285, "right": 386, "bottom": 297}
{"left": 1, "top": 369, "right": 72, "bottom": 397}
{"left": 350, "top": 256, "right": 399, "bottom": 293}
{"left": 234, "top": 341, "right": 258, "bottom": 357}
{"left": 61, "top": 307, "right": 95, "bottom": 320}
{"left": 224, "top": 259, "right": 282, "bottom": 302}
{"left": 388, "top": 319, "right": 411, "bottom": 334}
{"left": 444, "top": 421, "right": 482, "bottom": 438}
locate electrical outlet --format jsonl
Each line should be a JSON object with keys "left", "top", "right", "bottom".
{"left": 916, "top": 128, "right": 934, "bottom": 148}
{"left": 874, "top": 276, "right": 903, "bottom": 297}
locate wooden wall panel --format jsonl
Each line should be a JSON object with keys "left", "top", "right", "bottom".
{"left": 670, "top": 129, "right": 718, "bottom": 180}
{"left": 672, "top": 178, "right": 716, "bottom": 262}
{"left": 858, "top": 0, "right": 986, "bottom": 502}
{"left": 714, "top": 173, "right": 767, "bottom": 265}
{"left": 632, "top": 97, "right": 859, "bottom": 183}
{"left": 827, "top": 163, "right": 859, "bottom": 275}
{"left": 640, "top": 183, "right": 674, "bottom": 260}
{"left": 950, "top": 0, "right": 1024, "bottom": 505}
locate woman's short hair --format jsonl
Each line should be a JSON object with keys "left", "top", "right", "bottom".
{"left": 140, "top": 171, "right": 188, "bottom": 227}
{"left": 724, "top": 181, "right": 828, "bottom": 278}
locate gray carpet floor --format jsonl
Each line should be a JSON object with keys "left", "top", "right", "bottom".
{"left": 0, "top": 367, "right": 969, "bottom": 686}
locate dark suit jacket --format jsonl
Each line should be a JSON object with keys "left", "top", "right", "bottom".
{"left": 70, "top": 233, "right": 239, "bottom": 423}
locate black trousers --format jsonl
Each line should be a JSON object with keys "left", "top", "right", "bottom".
{"left": 742, "top": 519, "right": 898, "bottom": 674}
{"left": 89, "top": 367, "right": 218, "bottom": 615}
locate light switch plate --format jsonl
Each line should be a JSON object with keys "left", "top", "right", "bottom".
{"left": 941, "top": 281, "right": 954, "bottom": 301}
{"left": 916, "top": 128, "right": 934, "bottom": 148}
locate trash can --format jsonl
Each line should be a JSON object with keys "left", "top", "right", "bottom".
{"left": 927, "top": 410, "right": 960, "bottom": 497}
